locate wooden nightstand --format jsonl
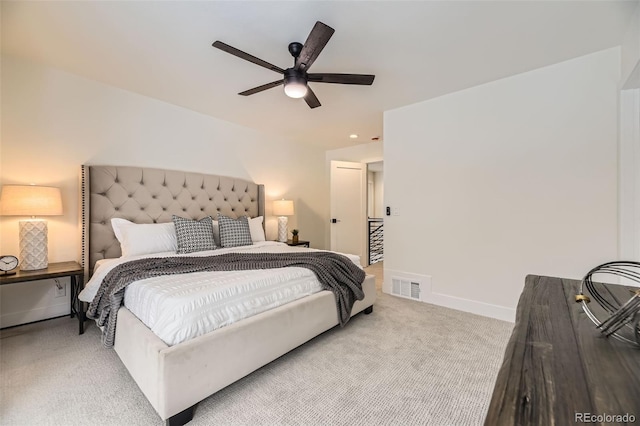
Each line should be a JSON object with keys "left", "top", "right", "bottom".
{"left": 0, "top": 261, "right": 85, "bottom": 335}
{"left": 286, "top": 240, "right": 310, "bottom": 248}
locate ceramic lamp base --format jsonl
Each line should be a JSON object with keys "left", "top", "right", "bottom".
{"left": 277, "top": 216, "right": 288, "bottom": 243}
{"left": 19, "top": 219, "right": 48, "bottom": 270}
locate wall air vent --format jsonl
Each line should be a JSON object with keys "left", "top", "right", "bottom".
{"left": 391, "top": 277, "right": 421, "bottom": 301}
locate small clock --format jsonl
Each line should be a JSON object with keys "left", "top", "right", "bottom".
{"left": 0, "top": 255, "right": 19, "bottom": 275}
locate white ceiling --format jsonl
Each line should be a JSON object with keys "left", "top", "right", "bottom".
{"left": 2, "top": 1, "right": 637, "bottom": 150}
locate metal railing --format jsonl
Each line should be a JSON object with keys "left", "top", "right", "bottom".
{"left": 368, "top": 218, "right": 383, "bottom": 264}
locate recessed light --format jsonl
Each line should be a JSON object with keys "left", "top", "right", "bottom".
{"left": 349, "top": 134, "right": 358, "bottom": 139}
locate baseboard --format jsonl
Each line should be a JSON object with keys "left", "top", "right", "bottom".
{"left": 427, "top": 291, "right": 515, "bottom": 323}
{"left": 0, "top": 303, "right": 70, "bottom": 328}
{"left": 384, "top": 269, "right": 516, "bottom": 323}
{"left": 0, "top": 314, "right": 69, "bottom": 331}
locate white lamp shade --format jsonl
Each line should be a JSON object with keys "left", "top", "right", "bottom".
{"left": 0, "top": 185, "right": 63, "bottom": 216}
{"left": 273, "top": 199, "right": 294, "bottom": 216}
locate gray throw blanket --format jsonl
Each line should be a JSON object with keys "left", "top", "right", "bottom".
{"left": 87, "top": 252, "right": 366, "bottom": 348}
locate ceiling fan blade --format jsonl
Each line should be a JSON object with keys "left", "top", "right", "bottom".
{"left": 308, "top": 73, "right": 375, "bottom": 85}
{"left": 238, "top": 80, "right": 284, "bottom": 96}
{"left": 295, "top": 21, "right": 335, "bottom": 72}
{"left": 213, "top": 41, "right": 285, "bottom": 74}
{"left": 304, "top": 87, "right": 321, "bottom": 109}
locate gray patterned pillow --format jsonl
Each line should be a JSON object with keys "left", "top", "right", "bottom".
{"left": 217, "top": 214, "right": 253, "bottom": 248}
{"left": 172, "top": 215, "right": 217, "bottom": 254}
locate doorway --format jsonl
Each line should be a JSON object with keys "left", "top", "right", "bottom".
{"left": 329, "top": 159, "right": 384, "bottom": 267}
{"left": 367, "top": 161, "right": 384, "bottom": 265}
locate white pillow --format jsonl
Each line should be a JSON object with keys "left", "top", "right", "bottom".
{"left": 111, "top": 218, "right": 178, "bottom": 257}
{"left": 249, "top": 216, "right": 266, "bottom": 242}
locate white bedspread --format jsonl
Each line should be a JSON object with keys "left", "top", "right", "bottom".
{"left": 79, "top": 242, "right": 362, "bottom": 346}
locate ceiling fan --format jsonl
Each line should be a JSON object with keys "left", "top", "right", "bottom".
{"left": 212, "top": 21, "right": 375, "bottom": 109}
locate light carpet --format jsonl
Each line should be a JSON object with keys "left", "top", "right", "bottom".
{"left": 1, "top": 290, "right": 513, "bottom": 426}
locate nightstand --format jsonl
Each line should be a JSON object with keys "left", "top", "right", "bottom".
{"left": 286, "top": 240, "right": 310, "bottom": 248}
{"left": 0, "top": 261, "right": 85, "bottom": 334}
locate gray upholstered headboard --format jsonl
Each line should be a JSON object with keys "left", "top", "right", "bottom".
{"left": 81, "top": 165, "right": 265, "bottom": 278}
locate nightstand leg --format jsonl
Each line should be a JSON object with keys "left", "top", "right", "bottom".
{"left": 78, "top": 301, "right": 85, "bottom": 335}
{"left": 70, "top": 275, "right": 76, "bottom": 318}
{"left": 70, "top": 274, "right": 85, "bottom": 335}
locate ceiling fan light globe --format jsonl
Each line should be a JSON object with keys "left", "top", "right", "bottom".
{"left": 284, "top": 82, "right": 308, "bottom": 99}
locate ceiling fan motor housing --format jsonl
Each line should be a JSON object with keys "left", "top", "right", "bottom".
{"left": 284, "top": 68, "right": 307, "bottom": 84}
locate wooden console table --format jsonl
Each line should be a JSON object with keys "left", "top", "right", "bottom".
{"left": 485, "top": 275, "right": 640, "bottom": 425}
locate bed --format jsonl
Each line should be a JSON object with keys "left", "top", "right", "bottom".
{"left": 79, "top": 165, "right": 376, "bottom": 426}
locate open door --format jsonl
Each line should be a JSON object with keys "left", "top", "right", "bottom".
{"left": 330, "top": 160, "right": 366, "bottom": 263}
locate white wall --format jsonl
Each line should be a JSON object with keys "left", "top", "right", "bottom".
{"left": 326, "top": 141, "right": 383, "bottom": 165}
{"left": 619, "top": 2, "right": 640, "bottom": 261}
{"left": 367, "top": 170, "right": 384, "bottom": 218}
{"left": 622, "top": 3, "right": 640, "bottom": 89}
{"left": 618, "top": 88, "right": 640, "bottom": 261}
{"left": 384, "top": 48, "right": 620, "bottom": 321}
{"left": 0, "top": 56, "right": 327, "bottom": 327}
{"left": 367, "top": 171, "right": 375, "bottom": 217}
{"left": 373, "top": 171, "right": 384, "bottom": 218}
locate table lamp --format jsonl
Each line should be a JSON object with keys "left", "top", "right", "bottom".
{"left": 273, "top": 199, "right": 294, "bottom": 243}
{"left": 0, "top": 185, "right": 63, "bottom": 270}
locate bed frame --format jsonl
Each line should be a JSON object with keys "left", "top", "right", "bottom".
{"left": 80, "top": 165, "right": 376, "bottom": 426}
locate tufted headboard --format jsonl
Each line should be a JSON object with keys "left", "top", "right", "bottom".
{"left": 81, "top": 165, "right": 265, "bottom": 278}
